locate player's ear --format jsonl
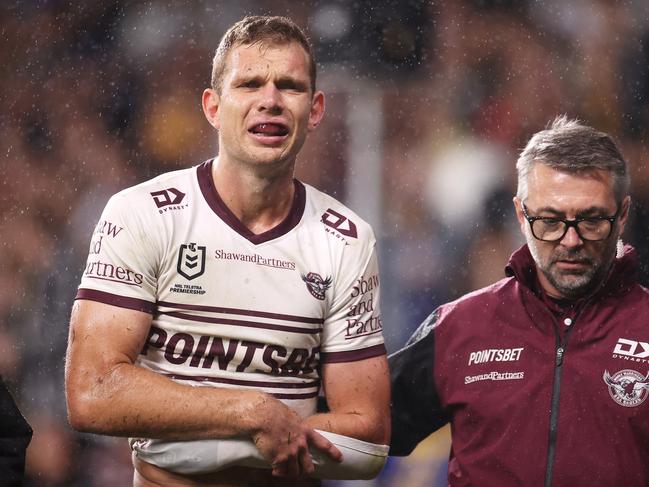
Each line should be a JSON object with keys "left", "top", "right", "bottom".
{"left": 202, "top": 89, "right": 221, "bottom": 130}
{"left": 308, "top": 90, "right": 325, "bottom": 131}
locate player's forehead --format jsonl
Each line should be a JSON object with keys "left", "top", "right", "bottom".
{"left": 223, "top": 41, "right": 311, "bottom": 81}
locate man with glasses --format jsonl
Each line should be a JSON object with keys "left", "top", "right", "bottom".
{"left": 389, "top": 116, "right": 649, "bottom": 486}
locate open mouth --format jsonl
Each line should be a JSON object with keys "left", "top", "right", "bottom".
{"left": 248, "top": 123, "right": 289, "bottom": 138}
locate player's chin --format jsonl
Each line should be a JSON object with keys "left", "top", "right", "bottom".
{"left": 252, "top": 146, "right": 297, "bottom": 166}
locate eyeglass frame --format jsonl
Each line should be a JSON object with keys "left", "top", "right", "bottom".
{"left": 520, "top": 202, "right": 620, "bottom": 242}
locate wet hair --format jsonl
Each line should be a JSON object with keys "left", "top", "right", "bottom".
{"left": 516, "top": 115, "right": 630, "bottom": 203}
{"left": 210, "top": 15, "right": 316, "bottom": 94}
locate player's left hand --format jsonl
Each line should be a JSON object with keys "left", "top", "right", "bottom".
{"left": 269, "top": 427, "right": 343, "bottom": 478}
{"left": 250, "top": 394, "right": 342, "bottom": 478}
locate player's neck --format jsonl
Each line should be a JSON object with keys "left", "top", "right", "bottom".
{"left": 212, "top": 156, "right": 296, "bottom": 235}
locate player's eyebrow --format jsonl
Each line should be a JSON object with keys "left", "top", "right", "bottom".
{"left": 275, "top": 76, "right": 308, "bottom": 91}
{"left": 232, "top": 74, "right": 264, "bottom": 86}
{"left": 232, "top": 73, "right": 308, "bottom": 92}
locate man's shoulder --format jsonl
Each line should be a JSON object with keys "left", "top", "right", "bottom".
{"left": 441, "top": 276, "right": 517, "bottom": 317}
{"left": 300, "top": 181, "right": 375, "bottom": 245}
{"left": 399, "top": 279, "right": 519, "bottom": 356}
{"left": 108, "top": 165, "right": 197, "bottom": 212}
{"left": 637, "top": 283, "right": 649, "bottom": 297}
{"left": 623, "top": 282, "right": 649, "bottom": 305}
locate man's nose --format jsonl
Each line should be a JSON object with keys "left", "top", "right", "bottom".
{"left": 560, "top": 225, "right": 584, "bottom": 248}
{"left": 258, "top": 83, "right": 283, "bottom": 112}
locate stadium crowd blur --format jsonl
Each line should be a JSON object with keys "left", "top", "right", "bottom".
{"left": 3, "top": 1, "right": 649, "bottom": 485}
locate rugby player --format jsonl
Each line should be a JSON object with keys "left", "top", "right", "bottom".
{"left": 65, "top": 15, "right": 390, "bottom": 487}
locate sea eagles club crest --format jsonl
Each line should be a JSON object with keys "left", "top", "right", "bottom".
{"left": 177, "top": 243, "right": 206, "bottom": 280}
{"left": 302, "top": 272, "right": 332, "bottom": 301}
{"left": 603, "top": 369, "right": 649, "bottom": 407}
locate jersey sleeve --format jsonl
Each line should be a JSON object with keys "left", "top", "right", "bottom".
{"left": 75, "top": 192, "right": 158, "bottom": 314}
{"left": 320, "top": 238, "right": 386, "bottom": 363}
{"left": 388, "top": 309, "right": 450, "bottom": 455}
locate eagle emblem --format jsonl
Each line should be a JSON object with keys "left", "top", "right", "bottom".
{"left": 603, "top": 369, "right": 649, "bottom": 407}
{"left": 301, "top": 272, "right": 332, "bottom": 301}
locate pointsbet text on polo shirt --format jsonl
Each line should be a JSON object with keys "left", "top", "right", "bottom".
{"left": 468, "top": 348, "right": 524, "bottom": 365}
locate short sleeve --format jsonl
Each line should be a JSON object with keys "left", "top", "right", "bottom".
{"left": 320, "top": 242, "right": 386, "bottom": 363}
{"left": 75, "top": 193, "right": 158, "bottom": 314}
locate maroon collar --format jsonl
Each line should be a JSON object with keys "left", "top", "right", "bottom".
{"left": 196, "top": 159, "right": 306, "bottom": 245}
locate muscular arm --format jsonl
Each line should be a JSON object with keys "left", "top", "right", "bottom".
{"left": 65, "top": 299, "right": 340, "bottom": 474}
{"left": 127, "top": 350, "right": 390, "bottom": 480}
{"left": 303, "top": 355, "right": 391, "bottom": 445}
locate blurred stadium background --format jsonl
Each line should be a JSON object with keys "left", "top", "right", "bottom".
{"left": 3, "top": 0, "right": 649, "bottom": 485}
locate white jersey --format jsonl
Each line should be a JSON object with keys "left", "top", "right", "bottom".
{"left": 77, "top": 160, "right": 385, "bottom": 417}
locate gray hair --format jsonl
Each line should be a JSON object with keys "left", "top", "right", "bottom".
{"left": 516, "top": 116, "right": 630, "bottom": 202}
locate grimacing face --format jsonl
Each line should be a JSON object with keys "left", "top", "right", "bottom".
{"left": 514, "top": 163, "right": 630, "bottom": 299}
{"left": 202, "top": 41, "right": 324, "bottom": 174}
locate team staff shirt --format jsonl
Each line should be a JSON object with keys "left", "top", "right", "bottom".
{"left": 390, "top": 244, "right": 649, "bottom": 486}
{"left": 76, "top": 160, "right": 385, "bottom": 418}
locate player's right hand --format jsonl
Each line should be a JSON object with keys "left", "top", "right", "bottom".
{"left": 250, "top": 395, "right": 342, "bottom": 478}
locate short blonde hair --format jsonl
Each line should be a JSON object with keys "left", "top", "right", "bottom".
{"left": 211, "top": 15, "right": 316, "bottom": 94}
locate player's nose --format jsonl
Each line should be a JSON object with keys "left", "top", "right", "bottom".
{"left": 257, "top": 83, "right": 284, "bottom": 112}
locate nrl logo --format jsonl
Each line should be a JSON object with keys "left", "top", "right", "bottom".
{"left": 603, "top": 369, "right": 649, "bottom": 407}
{"left": 177, "top": 243, "right": 206, "bottom": 280}
{"left": 301, "top": 272, "right": 332, "bottom": 301}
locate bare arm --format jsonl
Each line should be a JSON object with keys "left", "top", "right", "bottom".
{"left": 303, "top": 354, "right": 391, "bottom": 445}
{"left": 65, "top": 299, "right": 340, "bottom": 475}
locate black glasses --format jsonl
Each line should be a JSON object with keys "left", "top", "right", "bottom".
{"left": 521, "top": 202, "right": 619, "bottom": 242}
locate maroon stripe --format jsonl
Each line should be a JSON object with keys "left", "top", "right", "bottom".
{"left": 162, "top": 311, "right": 322, "bottom": 334}
{"left": 157, "top": 300, "right": 323, "bottom": 324}
{"left": 320, "top": 344, "right": 387, "bottom": 363}
{"left": 197, "top": 160, "right": 306, "bottom": 245}
{"left": 164, "top": 373, "right": 320, "bottom": 389}
{"left": 271, "top": 391, "right": 319, "bottom": 400}
{"left": 76, "top": 289, "right": 156, "bottom": 314}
